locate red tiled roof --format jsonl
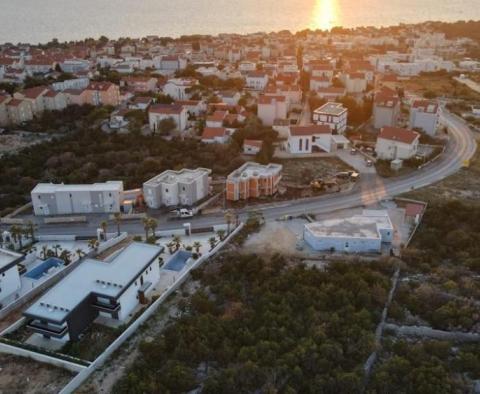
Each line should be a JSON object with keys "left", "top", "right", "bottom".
{"left": 87, "top": 81, "right": 116, "bottom": 91}
{"left": 258, "top": 95, "right": 286, "bottom": 104}
{"left": 149, "top": 103, "right": 184, "bottom": 115}
{"left": 379, "top": 127, "right": 419, "bottom": 144}
{"left": 202, "top": 127, "right": 226, "bottom": 139}
{"left": 290, "top": 124, "right": 331, "bottom": 136}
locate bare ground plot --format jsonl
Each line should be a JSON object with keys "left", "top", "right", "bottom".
{"left": 279, "top": 157, "right": 353, "bottom": 184}
{"left": 404, "top": 74, "right": 480, "bottom": 101}
{"left": 0, "top": 353, "right": 73, "bottom": 394}
{"left": 403, "top": 136, "right": 480, "bottom": 202}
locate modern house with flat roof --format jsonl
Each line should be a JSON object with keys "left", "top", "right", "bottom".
{"left": 31, "top": 181, "right": 124, "bottom": 216}
{"left": 313, "top": 102, "right": 348, "bottom": 134}
{"left": 0, "top": 248, "right": 22, "bottom": 307}
{"left": 304, "top": 210, "right": 393, "bottom": 253}
{"left": 24, "top": 243, "right": 163, "bottom": 342}
{"left": 143, "top": 168, "right": 211, "bottom": 209}
{"left": 226, "top": 162, "right": 282, "bottom": 201}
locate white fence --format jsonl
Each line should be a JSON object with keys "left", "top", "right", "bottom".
{"left": 36, "top": 234, "right": 77, "bottom": 242}
{"left": 59, "top": 223, "right": 244, "bottom": 394}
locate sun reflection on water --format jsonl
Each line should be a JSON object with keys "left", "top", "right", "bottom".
{"left": 311, "top": 0, "right": 340, "bottom": 31}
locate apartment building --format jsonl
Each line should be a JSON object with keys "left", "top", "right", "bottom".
{"left": 143, "top": 168, "right": 211, "bottom": 208}
{"left": 6, "top": 99, "right": 33, "bottom": 124}
{"left": 226, "top": 162, "right": 282, "bottom": 201}
{"left": 313, "top": 102, "right": 348, "bottom": 134}
{"left": 24, "top": 243, "right": 163, "bottom": 341}
{"left": 409, "top": 100, "right": 439, "bottom": 136}
{"left": 373, "top": 91, "right": 400, "bottom": 129}
{"left": 375, "top": 127, "right": 420, "bottom": 160}
{"left": 257, "top": 95, "right": 287, "bottom": 126}
{"left": 43, "top": 90, "right": 68, "bottom": 111}
{"left": 31, "top": 181, "right": 124, "bottom": 216}
{"left": 84, "top": 81, "right": 121, "bottom": 106}
{"left": 245, "top": 71, "right": 269, "bottom": 90}
{"left": 14, "top": 86, "right": 49, "bottom": 115}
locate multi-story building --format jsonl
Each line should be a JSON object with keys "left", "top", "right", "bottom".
{"left": 245, "top": 71, "right": 269, "bottom": 90}
{"left": 375, "top": 127, "right": 420, "bottom": 160}
{"left": 0, "top": 248, "right": 22, "bottom": 307}
{"left": 257, "top": 95, "right": 287, "bottom": 126}
{"left": 313, "top": 102, "right": 348, "bottom": 134}
{"left": 148, "top": 103, "right": 187, "bottom": 133}
{"left": 31, "top": 181, "right": 124, "bottom": 216}
{"left": 409, "top": 100, "right": 439, "bottom": 136}
{"left": 6, "top": 98, "right": 33, "bottom": 124}
{"left": 143, "top": 168, "right": 211, "bottom": 208}
{"left": 14, "top": 86, "right": 49, "bottom": 115}
{"left": 24, "top": 243, "right": 163, "bottom": 341}
{"left": 226, "top": 162, "right": 282, "bottom": 201}
{"left": 84, "top": 81, "right": 120, "bottom": 106}
{"left": 373, "top": 91, "right": 400, "bottom": 129}
{"left": 43, "top": 90, "right": 68, "bottom": 112}
{"left": 162, "top": 78, "right": 197, "bottom": 100}
{"left": 0, "top": 95, "right": 10, "bottom": 126}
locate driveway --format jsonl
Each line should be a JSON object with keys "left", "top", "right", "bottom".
{"left": 336, "top": 149, "right": 377, "bottom": 174}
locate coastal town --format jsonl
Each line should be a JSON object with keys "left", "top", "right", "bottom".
{"left": 0, "top": 19, "right": 480, "bottom": 393}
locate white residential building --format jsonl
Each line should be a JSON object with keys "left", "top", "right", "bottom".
{"left": 409, "top": 100, "right": 439, "bottom": 136}
{"left": 149, "top": 104, "right": 188, "bottom": 133}
{"left": 246, "top": 71, "right": 269, "bottom": 91}
{"left": 162, "top": 78, "right": 197, "bottom": 100}
{"left": 31, "top": 181, "right": 124, "bottom": 216}
{"left": 304, "top": 210, "right": 393, "bottom": 253}
{"left": 285, "top": 125, "right": 349, "bottom": 154}
{"left": 313, "top": 102, "right": 348, "bottom": 134}
{"left": 0, "top": 248, "right": 22, "bottom": 306}
{"left": 373, "top": 92, "right": 400, "bottom": 129}
{"left": 143, "top": 168, "right": 211, "bottom": 208}
{"left": 375, "top": 127, "right": 420, "bottom": 160}
{"left": 257, "top": 95, "right": 287, "bottom": 126}
{"left": 24, "top": 243, "right": 163, "bottom": 341}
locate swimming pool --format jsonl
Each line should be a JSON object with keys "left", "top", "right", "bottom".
{"left": 164, "top": 251, "right": 192, "bottom": 272}
{"left": 25, "top": 257, "right": 64, "bottom": 280}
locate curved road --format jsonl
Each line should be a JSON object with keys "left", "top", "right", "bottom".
{"left": 7, "top": 109, "right": 476, "bottom": 237}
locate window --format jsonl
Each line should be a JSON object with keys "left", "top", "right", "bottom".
{"left": 299, "top": 139, "right": 303, "bottom": 151}
{"left": 134, "top": 281, "right": 137, "bottom": 286}
{"left": 305, "top": 139, "right": 309, "bottom": 151}
{"left": 38, "top": 195, "right": 41, "bottom": 200}
{"left": 109, "top": 193, "right": 112, "bottom": 197}
{"left": 345, "top": 242, "right": 349, "bottom": 248}
{"left": 165, "top": 188, "right": 169, "bottom": 193}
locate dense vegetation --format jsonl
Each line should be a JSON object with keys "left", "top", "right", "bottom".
{"left": 368, "top": 339, "right": 480, "bottom": 394}
{"left": 114, "top": 254, "right": 393, "bottom": 393}
{"left": 403, "top": 200, "right": 480, "bottom": 272}
{"left": 0, "top": 124, "right": 243, "bottom": 216}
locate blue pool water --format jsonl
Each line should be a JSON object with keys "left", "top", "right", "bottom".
{"left": 25, "top": 258, "right": 63, "bottom": 280}
{"left": 164, "top": 251, "right": 192, "bottom": 272}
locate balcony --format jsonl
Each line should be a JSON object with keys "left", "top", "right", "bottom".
{"left": 27, "top": 321, "right": 68, "bottom": 338}
{"left": 92, "top": 300, "right": 121, "bottom": 313}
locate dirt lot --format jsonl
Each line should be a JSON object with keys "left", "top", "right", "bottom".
{"left": 404, "top": 74, "right": 480, "bottom": 101}
{"left": 0, "top": 353, "right": 73, "bottom": 394}
{"left": 0, "top": 132, "right": 53, "bottom": 157}
{"left": 279, "top": 157, "right": 353, "bottom": 184}
{"left": 403, "top": 135, "right": 480, "bottom": 202}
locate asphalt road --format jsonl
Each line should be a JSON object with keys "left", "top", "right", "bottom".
{"left": 2, "top": 109, "right": 476, "bottom": 237}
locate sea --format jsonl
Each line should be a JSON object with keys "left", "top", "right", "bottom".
{"left": 0, "top": 0, "right": 478, "bottom": 44}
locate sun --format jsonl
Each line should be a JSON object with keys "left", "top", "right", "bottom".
{"left": 311, "top": 0, "right": 339, "bottom": 31}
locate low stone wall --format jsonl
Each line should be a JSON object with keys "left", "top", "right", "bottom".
{"left": 384, "top": 323, "right": 480, "bottom": 343}
{"left": 0, "top": 341, "right": 87, "bottom": 373}
{"left": 44, "top": 216, "right": 87, "bottom": 224}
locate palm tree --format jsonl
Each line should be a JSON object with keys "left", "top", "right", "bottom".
{"left": 208, "top": 236, "right": 217, "bottom": 251}
{"left": 193, "top": 241, "right": 202, "bottom": 254}
{"left": 75, "top": 248, "right": 85, "bottom": 259}
{"left": 216, "top": 229, "right": 226, "bottom": 241}
{"left": 10, "top": 225, "right": 23, "bottom": 249}
{"left": 88, "top": 239, "right": 99, "bottom": 250}
{"left": 113, "top": 212, "right": 122, "bottom": 236}
{"left": 26, "top": 220, "right": 37, "bottom": 241}
{"left": 142, "top": 217, "right": 151, "bottom": 241}
{"left": 52, "top": 244, "right": 62, "bottom": 257}
{"left": 172, "top": 235, "right": 182, "bottom": 252}
{"left": 59, "top": 250, "right": 72, "bottom": 265}
{"left": 41, "top": 244, "right": 49, "bottom": 260}
{"left": 224, "top": 210, "right": 234, "bottom": 234}
{"left": 149, "top": 218, "right": 158, "bottom": 238}
{"left": 100, "top": 221, "right": 108, "bottom": 240}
